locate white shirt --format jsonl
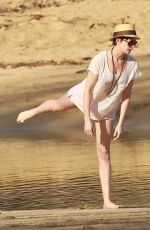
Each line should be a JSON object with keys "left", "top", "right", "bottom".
{"left": 68, "top": 50, "right": 142, "bottom": 120}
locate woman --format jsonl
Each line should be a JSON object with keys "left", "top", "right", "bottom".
{"left": 17, "top": 23, "right": 141, "bottom": 209}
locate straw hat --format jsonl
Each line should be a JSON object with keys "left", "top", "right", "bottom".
{"left": 110, "top": 23, "right": 140, "bottom": 41}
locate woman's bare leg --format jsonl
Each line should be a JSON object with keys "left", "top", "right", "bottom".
{"left": 17, "top": 93, "right": 75, "bottom": 123}
{"left": 95, "top": 119, "right": 120, "bottom": 209}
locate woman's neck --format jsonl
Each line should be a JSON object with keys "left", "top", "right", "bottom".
{"left": 112, "top": 46, "right": 127, "bottom": 62}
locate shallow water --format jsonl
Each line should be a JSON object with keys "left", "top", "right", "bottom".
{"left": 0, "top": 132, "right": 150, "bottom": 210}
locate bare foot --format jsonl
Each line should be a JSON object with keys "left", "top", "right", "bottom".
{"left": 103, "top": 201, "right": 121, "bottom": 209}
{"left": 17, "top": 109, "right": 36, "bottom": 123}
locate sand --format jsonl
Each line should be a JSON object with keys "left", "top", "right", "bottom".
{"left": 0, "top": 208, "right": 150, "bottom": 229}
{"left": 0, "top": 0, "right": 150, "bottom": 63}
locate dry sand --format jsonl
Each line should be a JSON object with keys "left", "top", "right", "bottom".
{"left": 0, "top": 0, "right": 150, "bottom": 63}
{"left": 0, "top": 1, "right": 149, "bottom": 113}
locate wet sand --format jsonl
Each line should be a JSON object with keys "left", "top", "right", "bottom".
{"left": 0, "top": 55, "right": 149, "bottom": 142}
{"left": 0, "top": 208, "right": 150, "bottom": 230}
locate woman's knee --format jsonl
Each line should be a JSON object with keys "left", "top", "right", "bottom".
{"left": 50, "top": 100, "right": 63, "bottom": 112}
{"left": 42, "top": 100, "right": 61, "bottom": 112}
{"left": 97, "top": 144, "right": 110, "bottom": 161}
{"left": 43, "top": 97, "right": 73, "bottom": 112}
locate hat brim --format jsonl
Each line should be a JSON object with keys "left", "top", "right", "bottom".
{"left": 109, "top": 35, "right": 140, "bottom": 41}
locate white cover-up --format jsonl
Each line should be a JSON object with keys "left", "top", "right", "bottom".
{"left": 68, "top": 50, "right": 141, "bottom": 121}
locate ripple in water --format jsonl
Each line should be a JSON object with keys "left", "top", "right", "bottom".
{"left": 0, "top": 139, "right": 149, "bottom": 210}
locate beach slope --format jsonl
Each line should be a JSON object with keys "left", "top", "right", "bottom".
{"left": 0, "top": 208, "right": 150, "bottom": 229}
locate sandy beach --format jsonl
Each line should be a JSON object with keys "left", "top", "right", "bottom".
{"left": 0, "top": 0, "right": 150, "bottom": 229}
{"left": 0, "top": 0, "right": 150, "bottom": 128}
{"left": 0, "top": 208, "right": 150, "bottom": 229}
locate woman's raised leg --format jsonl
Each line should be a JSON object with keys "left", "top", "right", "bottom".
{"left": 17, "top": 93, "right": 75, "bottom": 123}
{"left": 95, "top": 119, "right": 120, "bottom": 208}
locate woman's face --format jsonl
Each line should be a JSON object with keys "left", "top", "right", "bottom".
{"left": 116, "top": 38, "right": 137, "bottom": 54}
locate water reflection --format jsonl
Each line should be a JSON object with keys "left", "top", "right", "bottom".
{"left": 0, "top": 139, "right": 149, "bottom": 210}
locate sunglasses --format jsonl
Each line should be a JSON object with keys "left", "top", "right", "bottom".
{"left": 123, "top": 39, "right": 138, "bottom": 47}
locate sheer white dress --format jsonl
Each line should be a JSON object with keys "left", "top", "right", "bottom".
{"left": 68, "top": 50, "right": 141, "bottom": 121}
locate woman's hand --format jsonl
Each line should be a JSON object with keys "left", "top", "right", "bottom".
{"left": 84, "top": 119, "right": 95, "bottom": 137}
{"left": 113, "top": 124, "right": 123, "bottom": 140}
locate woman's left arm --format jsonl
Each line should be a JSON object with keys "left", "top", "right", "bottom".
{"left": 113, "top": 80, "right": 134, "bottom": 140}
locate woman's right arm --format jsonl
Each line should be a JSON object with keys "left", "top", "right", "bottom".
{"left": 83, "top": 71, "right": 98, "bottom": 137}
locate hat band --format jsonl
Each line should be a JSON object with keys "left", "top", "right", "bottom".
{"left": 113, "top": 30, "right": 136, "bottom": 38}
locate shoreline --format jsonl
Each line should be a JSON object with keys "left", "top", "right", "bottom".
{"left": 0, "top": 55, "right": 149, "bottom": 142}
{"left": 0, "top": 207, "right": 150, "bottom": 229}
